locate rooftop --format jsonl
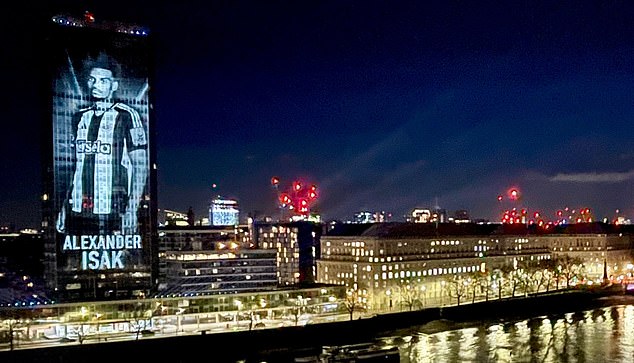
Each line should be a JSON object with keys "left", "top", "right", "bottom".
{"left": 324, "top": 222, "right": 634, "bottom": 238}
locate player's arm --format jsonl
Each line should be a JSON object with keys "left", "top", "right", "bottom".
{"left": 127, "top": 148, "right": 147, "bottom": 214}
{"left": 121, "top": 104, "right": 148, "bottom": 233}
{"left": 56, "top": 112, "right": 82, "bottom": 233}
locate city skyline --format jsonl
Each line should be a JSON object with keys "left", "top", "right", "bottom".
{"left": 3, "top": 1, "right": 634, "bottom": 228}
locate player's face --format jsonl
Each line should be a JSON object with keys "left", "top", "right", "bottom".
{"left": 87, "top": 68, "right": 118, "bottom": 100}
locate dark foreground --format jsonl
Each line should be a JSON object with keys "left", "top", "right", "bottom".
{"left": 1, "top": 286, "right": 628, "bottom": 363}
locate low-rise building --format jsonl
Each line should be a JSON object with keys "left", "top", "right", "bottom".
{"left": 317, "top": 222, "right": 634, "bottom": 310}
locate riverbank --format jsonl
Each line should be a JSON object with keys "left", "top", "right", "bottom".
{"left": 1, "top": 285, "right": 630, "bottom": 363}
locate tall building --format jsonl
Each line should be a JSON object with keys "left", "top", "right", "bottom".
{"left": 251, "top": 220, "right": 322, "bottom": 285}
{"left": 209, "top": 196, "right": 239, "bottom": 226}
{"left": 41, "top": 13, "right": 158, "bottom": 302}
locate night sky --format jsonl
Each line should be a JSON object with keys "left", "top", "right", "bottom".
{"left": 2, "top": 1, "right": 634, "bottom": 228}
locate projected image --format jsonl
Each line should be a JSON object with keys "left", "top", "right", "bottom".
{"left": 52, "top": 39, "right": 151, "bottom": 271}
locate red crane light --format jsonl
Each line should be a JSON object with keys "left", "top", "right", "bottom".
{"left": 273, "top": 178, "right": 319, "bottom": 217}
{"left": 84, "top": 11, "right": 95, "bottom": 23}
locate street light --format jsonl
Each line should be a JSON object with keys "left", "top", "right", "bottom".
{"left": 385, "top": 289, "right": 392, "bottom": 311}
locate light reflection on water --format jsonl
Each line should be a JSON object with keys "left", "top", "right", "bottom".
{"left": 391, "top": 304, "right": 634, "bottom": 363}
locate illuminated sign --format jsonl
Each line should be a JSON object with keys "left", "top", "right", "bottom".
{"left": 210, "top": 198, "right": 239, "bottom": 226}
{"left": 50, "top": 25, "right": 151, "bottom": 273}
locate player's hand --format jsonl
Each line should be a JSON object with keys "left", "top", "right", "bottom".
{"left": 56, "top": 208, "right": 66, "bottom": 233}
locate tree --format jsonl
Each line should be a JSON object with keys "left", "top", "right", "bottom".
{"left": 0, "top": 308, "right": 36, "bottom": 350}
{"left": 1, "top": 318, "right": 21, "bottom": 350}
{"left": 533, "top": 259, "right": 557, "bottom": 293}
{"left": 530, "top": 268, "right": 548, "bottom": 294}
{"left": 129, "top": 302, "right": 152, "bottom": 340}
{"left": 395, "top": 278, "right": 424, "bottom": 311}
{"left": 287, "top": 295, "right": 309, "bottom": 326}
{"left": 474, "top": 271, "right": 491, "bottom": 302}
{"left": 506, "top": 268, "right": 526, "bottom": 297}
{"left": 245, "top": 295, "right": 267, "bottom": 331}
{"left": 448, "top": 276, "right": 468, "bottom": 306}
{"left": 554, "top": 255, "right": 585, "bottom": 288}
{"left": 343, "top": 289, "right": 363, "bottom": 320}
{"left": 491, "top": 268, "right": 507, "bottom": 299}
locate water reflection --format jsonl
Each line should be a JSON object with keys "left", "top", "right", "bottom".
{"left": 393, "top": 304, "right": 634, "bottom": 362}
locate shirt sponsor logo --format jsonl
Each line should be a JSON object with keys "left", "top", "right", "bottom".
{"left": 76, "top": 140, "right": 112, "bottom": 154}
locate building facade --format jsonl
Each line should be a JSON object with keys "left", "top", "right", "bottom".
{"left": 157, "top": 225, "right": 271, "bottom": 295}
{"left": 209, "top": 197, "right": 239, "bottom": 226}
{"left": 41, "top": 14, "right": 158, "bottom": 302}
{"left": 251, "top": 221, "right": 322, "bottom": 286}
{"left": 317, "top": 222, "right": 634, "bottom": 310}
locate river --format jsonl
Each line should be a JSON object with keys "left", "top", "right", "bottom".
{"left": 379, "top": 303, "right": 634, "bottom": 362}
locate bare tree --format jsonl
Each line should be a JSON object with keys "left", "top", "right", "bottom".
{"left": 491, "top": 268, "right": 506, "bottom": 299}
{"left": 475, "top": 271, "right": 491, "bottom": 302}
{"left": 506, "top": 268, "right": 525, "bottom": 297}
{"left": 245, "top": 295, "right": 264, "bottom": 331}
{"left": 343, "top": 289, "right": 363, "bottom": 320}
{"left": 0, "top": 308, "right": 35, "bottom": 350}
{"left": 395, "top": 278, "right": 424, "bottom": 311}
{"left": 129, "top": 302, "right": 151, "bottom": 340}
{"left": 448, "top": 276, "right": 468, "bottom": 306}
{"left": 287, "top": 295, "right": 308, "bottom": 326}
{"left": 554, "top": 255, "right": 585, "bottom": 288}
{"left": 1, "top": 318, "right": 21, "bottom": 350}
{"left": 530, "top": 268, "right": 548, "bottom": 294}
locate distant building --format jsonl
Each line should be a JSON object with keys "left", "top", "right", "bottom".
{"left": 159, "top": 209, "right": 190, "bottom": 227}
{"left": 431, "top": 208, "right": 447, "bottom": 223}
{"left": 450, "top": 210, "right": 470, "bottom": 223}
{"left": 0, "top": 230, "right": 49, "bottom": 305}
{"left": 353, "top": 211, "right": 390, "bottom": 224}
{"left": 410, "top": 208, "right": 447, "bottom": 223}
{"left": 410, "top": 209, "right": 431, "bottom": 223}
{"left": 251, "top": 220, "right": 322, "bottom": 286}
{"left": 209, "top": 197, "right": 240, "bottom": 226}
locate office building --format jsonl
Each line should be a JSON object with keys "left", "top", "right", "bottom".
{"left": 41, "top": 14, "right": 158, "bottom": 302}
{"left": 251, "top": 221, "right": 322, "bottom": 286}
{"left": 158, "top": 225, "right": 277, "bottom": 295}
{"left": 209, "top": 197, "right": 239, "bottom": 226}
{"left": 317, "top": 222, "right": 634, "bottom": 310}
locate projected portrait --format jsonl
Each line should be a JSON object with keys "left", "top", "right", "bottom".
{"left": 52, "top": 44, "right": 151, "bottom": 271}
